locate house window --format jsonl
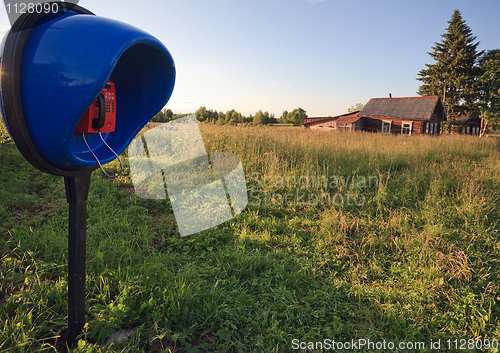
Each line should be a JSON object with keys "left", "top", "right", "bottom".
{"left": 401, "top": 123, "right": 411, "bottom": 135}
{"left": 426, "top": 122, "right": 438, "bottom": 135}
{"left": 466, "top": 126, "right": 470, "bottom": 134}
{"left": 381, "top": 121, "right": 391, "bottom": 133}
{"left": 338, "top": 123, "right": 349, "bottom": 131}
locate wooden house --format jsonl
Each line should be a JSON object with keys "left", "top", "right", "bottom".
{"left": 336, "top": 113, "right": 362, "bottom": 131}
{"left": 452, "top": 114, "right": 481, "bottom": 135}
{"left": 359, "top": 96, "right": 445, "bottom": 135}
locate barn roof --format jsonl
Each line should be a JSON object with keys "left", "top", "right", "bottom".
{"left": 359, "top": 96, "right": 442, "bottom": 121}
{"left": 303, "top": 111, "right": 359, "bottom": 127}
{"left": 336, "top": 113, "right": 361, "bottom": 123}
{"left": 303, "top": 116, "right": 335, "bottom": 124}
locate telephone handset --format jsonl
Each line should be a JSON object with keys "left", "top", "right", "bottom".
{"left": 75, "top": 81, "right": 116, "bottom": 133}
{"left": 92, "top": 93, "right": 106, "bottom": 130}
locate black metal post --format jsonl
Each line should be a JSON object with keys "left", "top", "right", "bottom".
{"left": 64, "top": 169, "right": 93, "bottom": 348}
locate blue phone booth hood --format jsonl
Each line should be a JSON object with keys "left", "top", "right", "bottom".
{"left": 0, "top": 6, "right": 175, "bottom": 173}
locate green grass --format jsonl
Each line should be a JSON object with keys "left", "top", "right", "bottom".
{"left": 2, "top": 122, "right": 500, "bottom": 352}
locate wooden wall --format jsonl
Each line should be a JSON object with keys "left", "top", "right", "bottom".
{"left": 361, "top": 118, "right": 428, "bottom": 135}
{"left": 361, "top": 117, "right": 382, "bottom": 133}
{"left": 306, "top": 119, "right": 337, "bottom": 130}
{"left": 308, "top": 116, "right": 442, "bottom": 135}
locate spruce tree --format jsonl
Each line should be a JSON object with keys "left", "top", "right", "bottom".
{"left": 417, "top": 10, "right": 483, "bottom": 124}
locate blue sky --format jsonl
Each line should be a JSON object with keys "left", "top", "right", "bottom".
{"left": 1, "top": 0, "right": 499, "bottom": 117}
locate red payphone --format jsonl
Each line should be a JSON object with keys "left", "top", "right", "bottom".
{"left": 75, "top": 81, "right": 116, "bottom": 133}
{"left": 74, "top": 81, "right": 122, "bottom": 178}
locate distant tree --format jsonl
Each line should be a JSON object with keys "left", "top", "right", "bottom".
{"left": 195, "top": 106, "right": 207, "bottom": 122}
{"left": 151, "top": 109, "right": 192, "bottom": 122}
{"left": 205, "top": 109, "right": 213, "bottom": 123}
{"left": 209, "top": 109, "right": 219, "bottom": 123}
{"left": 264, "top": 111, "right": 270, "bottom": 124}
{"left": 280, "top": 110, "right": 289, "bottom": 123}
{"left": 347, "top": 102, "right": 365, "bottom": 113}
{"left": 165, "top": 109, "right": 174, "bottom": 121}
{"left": 225, "top": 110, "right": 233, "bottom": 124}
{"left": 232, "top": 111, "right": 244, "bottom": 123}
{"left": 478, "top": 49, "right": 500, "bottom": 135}
{"left": 417, "top": 10, "right": 484, "bottom": 126}
{"left": 152, "top": 109, "right": 165, "bottom": 122}
{"left": 286, "top": 107, "right": 307, "bottom": 126}
{"left": 253, "top": 110, "right": 269, "bottom": 125}
{"left": 253, "top": 111, "right": 264, "bottom": 125}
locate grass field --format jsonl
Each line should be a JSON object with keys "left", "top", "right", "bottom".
{"left": 2, "top": 122, "right": 500, "bottom": 352}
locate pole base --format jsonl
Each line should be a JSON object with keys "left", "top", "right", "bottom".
{"left": 64, "top": 169, "right": 93, "bottom": 348}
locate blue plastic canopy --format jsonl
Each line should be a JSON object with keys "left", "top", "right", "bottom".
{"left": 0, "top": 4, "right": 175, "bottom": 174}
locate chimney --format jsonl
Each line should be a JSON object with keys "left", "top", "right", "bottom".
{"left": 389, "top": 93, "right": 392, "bottom": 98}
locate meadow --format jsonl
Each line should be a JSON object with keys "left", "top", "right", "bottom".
{"left": 1, "top": 122, "right": 500, "bottom": 352}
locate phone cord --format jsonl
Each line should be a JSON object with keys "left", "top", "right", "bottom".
{"left": 82, "top": 130, "right": 123, "bottom": 179}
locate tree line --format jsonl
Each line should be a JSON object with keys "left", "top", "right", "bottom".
{"left": 417, "top": 9, "right": 500, "bottom": 134}
{"left": 152, "top": 107, "right": 308, "bottom": 126}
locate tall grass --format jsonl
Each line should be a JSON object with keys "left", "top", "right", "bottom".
{"left": 2, "top": 121, "right": 500, "bottom": 352}
{"left": 201, "top": 124, "right": 499, "bottom": 184}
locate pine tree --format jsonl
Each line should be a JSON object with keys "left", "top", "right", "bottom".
{"left": 417, "top": 10, "right": 483, "bottom": 124}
